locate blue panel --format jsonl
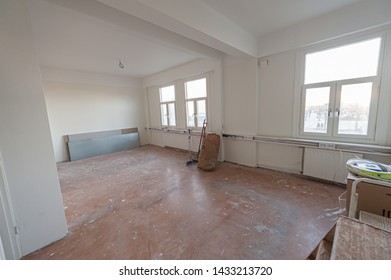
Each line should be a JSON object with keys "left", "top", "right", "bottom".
{"left": 68, "top": 132, "right": 140, "bottom": 161}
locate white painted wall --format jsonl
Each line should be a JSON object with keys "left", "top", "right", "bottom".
{"left": 146, "top": 86, "right": 161, "bottom": 129}
{"left": 223, "top": 56, "right": 258, "bottom": 135}
{"left": 258, "top": 52, "right": 296, "bottom": 137}
{"left": 41, "top": 68, "right": 146, "bottom": 162}
{"left": 222, "top": 25, "right": 391, "bottom": 176}
{"left": 145, "top": 47, "right": 390, "bottom": 175}
{"left": 0, "top": 0, "right": 67, "bottom": 256}
{"left": 221, "top": 53, "right": 305, "bottom": 172}
{"left": 221, "top": 56, "right": 258, "bottom": 167}
{"left": 256, "top": 50, "right": 303, "bottom": 171}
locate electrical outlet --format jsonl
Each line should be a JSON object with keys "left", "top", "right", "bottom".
{"left": 319, "top": 142, "right": 335, "bottom": 149}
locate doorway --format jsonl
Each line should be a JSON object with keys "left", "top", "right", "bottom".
{"left": 0, "top": 152, "right": 21, "bottom": 259}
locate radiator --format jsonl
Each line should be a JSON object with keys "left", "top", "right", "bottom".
{"left": 303, "top": 148, "right": 363, "bottom": 184}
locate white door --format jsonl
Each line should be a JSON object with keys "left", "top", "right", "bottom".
{"left": 0, "top": 152, "right": 21, "bottom": 259}
{"left": 0, "top": 235, "right": 5, "bottom": 260}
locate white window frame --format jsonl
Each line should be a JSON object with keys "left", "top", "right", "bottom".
{"left": 184, "top": 75, "right": 208, "bottom": 130}
{"left": 293, "top": 32, "right": 388, "bottom": 144}
{"left": 300, "top": 77, "right": 379, "bottom": 140}
{"left": 159, "top": 85, "right": 176, "bottom": 128}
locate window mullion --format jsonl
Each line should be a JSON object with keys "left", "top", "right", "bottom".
{"left": 193, "top": 101, "right": 198, "bottom": 128}
{"left": 330, "top": 83, "right": 340, "bottom": 137}
{"left": 165, "top": 103, "right": 169, "bottom": 127}
{"left": 167, "top": 102, "right": 171, "bottom": 127}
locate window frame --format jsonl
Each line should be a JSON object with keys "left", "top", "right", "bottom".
{"left": 300, "top": 82, "right": 335, "bottom": 137}
{"left": 293, "top": 32, "right": 387, "bottom": 144}
{"left": 300, "top": 77, "right": 379, "bottom": 140}
{"left": 159, "top": 84, "right": 176, "bottom": 128}
{"left": 184, "top": 76, "right": 209, "bottom": 130}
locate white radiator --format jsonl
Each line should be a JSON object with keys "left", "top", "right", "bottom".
{"left": 303, "top": 148, "right": 363, "bottom": 184}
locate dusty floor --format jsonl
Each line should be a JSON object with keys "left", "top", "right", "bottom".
{"left": 24, "top": 145, "right": 346, "bottom": 260}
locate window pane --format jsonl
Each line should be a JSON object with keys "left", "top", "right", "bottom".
{"left": 160, "top": 85, "right": 175, "bottom": 102}
{"left": 337, "top": 83, "right": 372, "bottom": 135}
{"left": 305, "top": 38, "right": 381, "bottom": 84}
{"left": 168, "top": 102, "right": 176, "bottom": 126}
{"left": 303, "top": 87, "right": 330, "bottom": 133}
{"left": 197, "top": 100, "right": 206, "bottom": 127}
{"left": 185, "top": 78, "right": 207, "bottom": 99}
{"left": 186, "top": 101, "right": 194, "bottom": 127}
{"left": 160, "top": 104, "right": 167, "bottom": 126}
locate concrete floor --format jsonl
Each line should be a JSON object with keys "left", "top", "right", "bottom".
{"left": 23, "top": 145, "right": 346, "bottom": 260}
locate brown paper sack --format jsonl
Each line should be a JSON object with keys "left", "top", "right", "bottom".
{"left": 197, "top": 133, "right": 220, "bottom": 171}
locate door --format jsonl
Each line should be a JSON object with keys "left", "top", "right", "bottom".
{"left": 0, "top": 235, "right": 5, "bottom": 260}
{"left": 0, "top": 152, "right": 21, "bottom": 259}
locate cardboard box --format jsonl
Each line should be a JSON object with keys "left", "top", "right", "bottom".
{"left": 331, "top": 216, "right": 391, "bottom": 259}
{"left": 359, "top": 211, "right": 391, "bottom": 232}
{"left": 309, "top": 216, "right": 391, "bottom": 259}
{"left": 346, "top": 173, "right": 391, "bottom": 218}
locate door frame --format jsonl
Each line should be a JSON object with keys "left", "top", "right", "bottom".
{"left": 0, "top": 152, "right": 22, "bottom": 259}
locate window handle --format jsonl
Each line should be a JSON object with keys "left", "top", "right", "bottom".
{"left": 328, "top": 109, "right": 332, "bottom": 117}
{"left": 335, "top": 108, "right": 340, "bottom": 117}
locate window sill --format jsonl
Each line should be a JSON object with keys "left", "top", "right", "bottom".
{"left": 146, "top": 127, "right": 204, "bottom": 136}
{"left": 222, "top": 133, "right": 391, "bottom": 156}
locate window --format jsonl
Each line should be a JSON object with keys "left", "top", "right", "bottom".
{"left": 185, "top": 78, "right": 207, "bottom": 129}
{"left": 300, "top": 37, "right": 382, "bottom": 140}
{"left": 159, "top": 85, "right": 176, "bottom": 127}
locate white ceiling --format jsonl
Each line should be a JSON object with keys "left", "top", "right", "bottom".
{"left": 28, "top": 0, "right": 200, "bottom": 78}
{"left": 28, "top": 0, "right": 368, "bottom": 78}
{"left": 202, "top": 0, "right": 364, "bottom": 38}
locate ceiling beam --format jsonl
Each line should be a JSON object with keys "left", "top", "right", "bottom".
{"left": 258, "top": 0, "right": 391, "bottom": 57}
{"left": 45, "top": 0, "right": 224, "bottom": 61}
{"left": 95, "top": 0, "right": 258, "bottom": 58}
